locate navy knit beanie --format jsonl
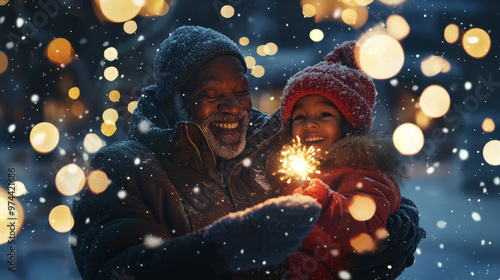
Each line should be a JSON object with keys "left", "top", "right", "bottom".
{"left": 154, "top": 25, "right": 247, "bottom": 106}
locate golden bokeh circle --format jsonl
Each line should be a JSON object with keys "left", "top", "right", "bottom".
{"left": 444, "top": 24, "right": 459, "bottom": 44}
{"left": 393, "top": 123, "right": 424, "bottom": 155}
{"left": 357, "top": 32, "right": 404, "bottom": 79}
{"left": 462, "top": 28, "right": 491, "bottom": 58}
{"left": 88, "top": 170, "right": 109, "bottom": 194}
{"left": 483, "top": 140, "right": 500, "bottom": 166}
{"left": 55, "top": 164, "right": 86, "bottom": 196}
{"left": 48, "top": 205, "right": 74, "bottom": 233}
{"left": 30, "top": 122, "right": 60, "bottom": 154}
{"left": 309, "top": 29, "right": 324, "bottom": 42}
{"left": 98, "top": 0, "right": 142, "bottom": 23}
{"left": 419, "top": 85, "right": 450, "bottom": 118}
{"left": 101, "top": 121, "right": 117, "bottom": 137}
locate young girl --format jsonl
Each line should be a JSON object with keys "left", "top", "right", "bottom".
{"left": 230, "top": 41, "right": 409, "bottom": 279}
{"left": 282, "top": 41, "right": 408, "bottom": 279}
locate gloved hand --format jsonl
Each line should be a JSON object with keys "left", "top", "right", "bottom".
{"left": 351, "top": 197, "right": 426, "bottom": 280}
{"left": 293, "top": 179, "right": 332, "bottom": 209}
{"left": 203, "top": 194, "right": 321, "bottom": 272}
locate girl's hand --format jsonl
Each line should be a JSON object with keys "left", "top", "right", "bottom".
{"left": 297, "top": 179, "right": 332, "bottom": 208}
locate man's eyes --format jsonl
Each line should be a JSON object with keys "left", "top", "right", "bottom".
{"left": 198, "top": 89, "right": 249, "bottom": 100}
{"left": 234, "top": 89, "right": 249, "bottom": 96}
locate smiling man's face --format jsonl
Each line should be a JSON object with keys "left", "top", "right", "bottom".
{"left": 180, "top": 55, "right": 251, "bottom": 159}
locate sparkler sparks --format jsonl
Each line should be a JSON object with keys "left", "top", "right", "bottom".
{"left": 278, "top": 137, "right": 321, "bottom": 186}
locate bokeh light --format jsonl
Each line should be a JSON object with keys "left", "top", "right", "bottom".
{"left": 251, "top": 65, "right": 265, "bottom": 78}
{"left": 12, "top": 181, "right": 27, "bottom": 197}
{"left": 30, "top": 122, "right": 60, "bottom": 154}
{"left": 239, "top": 37, "right": 249, "bottom": 46}
{"left": 415, "top": 110, "right": 432, "bottom": 130}
{"left": 483, "top": 140, "right": 500, "bottom": 166}
{"left": 0, "top": 0, "right": 9, "bottom": 6}
{"left": 55, "top": 164, "right": 86, "bottom": 196}
{"left": 378, "top": 0, "right": 405, "bottom": 5}
{"left": 393, "top": 123, "right": 425, "bottom": 155}
{"left": 355, "top": 0, "right": 373, "bottom": 5}
{"left": 341, "top": 0, "right": 357, "bottom": 6}
{"left": 309, "top": 29, "right": 324, "bottom": 42}
{"left": 444, "top": 23, "right": 459, "bottom": 44}
{"left": 386, "top": 14, "right": 410, "bottom": 40}
{"left": 350, "top": 233, "right": 376, "bottom": 253}
{"left": 348, "top": 195, "right": 376, "bottom": 221}
{"left": 245, "top": 56, "right": 256, "bottom": 69}
{"left": 0, "top": 187, "right": 25, "bottom": 245}
{"left": 462, "top": 28, "right": 491, "bottom": 58}
{"left": 109, "top": 90, "right": 121, "bottom": 102}
{"left": 128, "top": 101, "right": 138, "bottom": 114}
{"left": 341, "top": 8, "right": 358, "bottom": 26}
{"left": 338, "top": 270, "right": 352, "bottom": 280}
{"left": 139, "top": 0, "right": 169, "bottom": 17}
{"left": 68, "top": 86, "right": 80, "bottom": 99}
{"left": 264, "top": 42, "right": 278, "bottom": 55}
{"left": 123, "top": 20, "right": 138, "bottom": 34}
{"left": 302, "top": 3, "right": 316, "bottom": 18}
{"left": 419, "top": 85, "right": 450, "bottom": 118}
{"left": 104, "top": 66, "right": 119, "bottom": 81}
{"left": 102, "top": 108, "right": 119, "bottom": 122}
{"left": 0, "top": 50, "right": 8, "bottom": 74}
{"left": 45, "top": 38, "right": 76, "bottom": 67}
{"left": 101, "top": 121, "right": 117, "bottom": 137}
{"left": 83, "top": 133, "right": 103, "bottom": 153}
{"left": 88, "top": 170, "right": 109, "bottom": 194}
{"left": 256, "top": 45, "right": 267, "bottom": 56}
{"left": 220, "top": 5, "right": 235, "bottom": 18}
{"left": 482, "top": 118, "right": 495, "bottom": 133}
{"left": 97, "top": 0, "right": 143, "bottom": 23}
{"left": 421, "top": 55, "right": 450, "bottom": 77}
{"left": 375, "top": 228, "right": 389, "bottom": 240}
{"left": 48, "top": 205, "right": 74, "bottom": 233}
{"left": 104, "top": 47, "right": 118, "bottom": 61}
{"left": 71, "top": 101, "right": 85, "bottom": 116}
{"left": 357, "top": 32, "right": 404, "bottom": 79}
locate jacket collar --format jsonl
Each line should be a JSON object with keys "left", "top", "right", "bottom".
{"left": 126, "top": 86, "right": 218, "bottom": 179}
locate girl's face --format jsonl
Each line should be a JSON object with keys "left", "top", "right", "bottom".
{"left": 292, "top": 95, "right": 344, "bottom": 151}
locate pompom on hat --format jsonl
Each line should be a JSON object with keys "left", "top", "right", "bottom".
{"left": 280, "top": 41, "right": 377, "bottom": 135}
{"left": 154, "top": 25, "right": 247, "bottom": 106}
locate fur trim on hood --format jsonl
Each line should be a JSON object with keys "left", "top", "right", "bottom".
{"left": 321, "top": 133, "right": 409, "bottom": 183}
{"left": 265, "top": 132, "right": 408, "bottom": 185}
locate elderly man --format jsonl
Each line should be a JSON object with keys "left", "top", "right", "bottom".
{"left": 71, "top": 26, "right": 424, "bottom": 280}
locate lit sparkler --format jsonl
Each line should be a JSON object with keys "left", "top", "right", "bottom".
{"left": 278, "top": 137, "right": 321, "bottom": 187}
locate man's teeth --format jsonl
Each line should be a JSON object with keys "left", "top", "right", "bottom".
{"left": 213, "top": 122, "right": 239, "bottom": 129}
{"left": 305, "top": 137, "right": 325, "bottom": 143}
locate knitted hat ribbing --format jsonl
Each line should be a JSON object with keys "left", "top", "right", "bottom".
{"left": 280, "top": 41, "right": 377, "bottom": 135}
{"left": 154, "top": 26, "right": 247, "bottom": 106}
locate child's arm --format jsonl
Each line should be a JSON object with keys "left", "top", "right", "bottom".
{"left": 299, "top": 167, "right": 401, "bottom": 245}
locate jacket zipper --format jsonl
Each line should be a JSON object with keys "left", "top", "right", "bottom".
{"left": 185, "top": 125, "right": 227, "bottom": 189}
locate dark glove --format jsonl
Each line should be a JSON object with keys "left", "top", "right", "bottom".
{"left": 203, "top": 194, "right": 321, "bottom": 272}
{"left": 351, "top": 197, "right": 426, "bottom": 280}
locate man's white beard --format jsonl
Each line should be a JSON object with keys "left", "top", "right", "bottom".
{"left": 196, "top": 110, "right": 249, "bottom": 160}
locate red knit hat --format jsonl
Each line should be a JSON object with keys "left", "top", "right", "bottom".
{"left": 280, "top": 41, "right": 377, "bottom": 135}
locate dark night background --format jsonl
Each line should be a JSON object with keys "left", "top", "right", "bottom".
{"left": 1, "top": 0, "right": 500, "bottom": 279}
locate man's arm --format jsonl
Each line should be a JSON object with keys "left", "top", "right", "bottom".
{"left": 71, "top": 181, "right": 224, "bottom": 280}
